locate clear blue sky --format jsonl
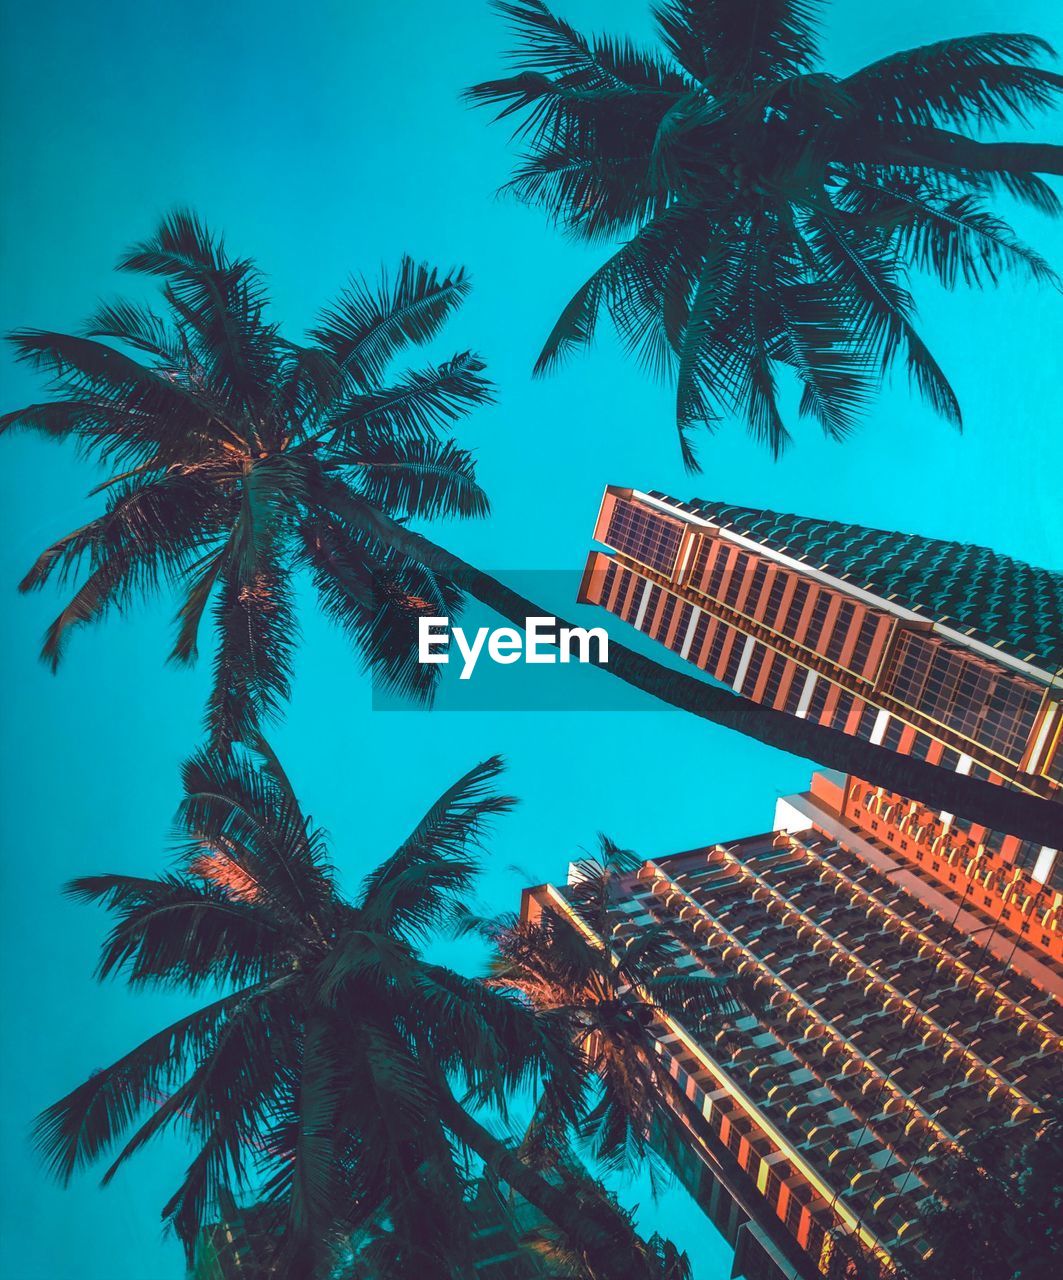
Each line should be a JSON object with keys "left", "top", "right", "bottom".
{"left": 1, "top": 2, "right": 1061, "bottom": 1277}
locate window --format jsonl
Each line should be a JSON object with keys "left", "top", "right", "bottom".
{"left": 761, "top": 654, "right": 785, "bottom": 707}
{"left": 635, "top": 584, "right": 662, "bottom": 630}
{"left": 848, "top": 612, "right": 881, "bottom": 674}
{"left": 825, "top": 600, "right": 857, "bottom": 661}
{"left": 739, "top": 644, "right": 767, "bottom": 695}
{"left": 604, "top": 499, "right": 683, "bottom": 575}
{"left": 1013, "top": 840, "right": 1042, "bottom": 873}
{"left": 763, "top": 572, "right": 788, "bottom": 626}
{"left": 706, "top": 546, "right": 730, "bottom": 598}
{"left": 654, "top": 591, "right": 679, "bottom": 642}
{"left": 883, "top": 630, "right": 1043, "bottom": 762}
{"left": 781, "top": 580, "right": 811, "bottom": 636}
{"left": 784, "top": 671, "right": 806, "bottom": 715}
{"left": 806, "top": 678, "right": 830, "bottom": 723}
{"left": 689, "top": 537, "right": 714, "bottom": 590}
{"left": 742, "top": 560, "right": 770, "bottom": 615}
{"left": 706, "top": 621, "right": 730, "bottom": 674}
{"left": 722, "top": 636, "right": 746, "bottom": 685}
{"left": 856, "top": 703, "right": 878, "bottom": 740}
{"left": 982, "top": 829, "right": 1007, "bottom": 856}
{"left": 723, "top": 552, "right": 750, "bottom": 607}
{"left": 802, "top": 592, "right": 832, "bottom": 649}
{"left": 669, "top": 602, "right": 694, "bottom": 652}
{"left": 619, "top": 571, "right": 642, "bottom": 624}
{"left": 830, "top": 690, "right": 855, "bottom": 730}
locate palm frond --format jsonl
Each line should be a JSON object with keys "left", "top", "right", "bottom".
{"left": 359, "top": 755, "right": 515, "bottom": 941}
{"left": 32, "top": 985, "right": 261, "bottom": 1184}
{"left": 66, "top": 872, "right": 283, "bottom": 989}
{"left": 845, "top": 33, "right": 1062, "bottom": 129}
{"left": 344, "top": 433, "right": 490, "bottom": 521}
{"left": 203, "top": 558, "right": 297, "bottom": 751}
{"left": 311, "top": 258, "right": 472, "bottom": 390}
{"left": 327, "top": 351, "right": 493, "bottom": 444}
{"left": 652, "top": 0, "right": 822, "bottom": 90}
{"left": 299, "top": 508, "right": 464, "bottom": 706}
{"left": 178, "top": 746, "right": 334, "bottom": 927}
{"left": 117, "top": 209, "right": 278, "bottom": 417}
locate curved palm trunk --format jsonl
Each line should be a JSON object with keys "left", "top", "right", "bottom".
{"left": 343, "top": 496, "right": 1062, "bottom": 847}
{"left": 437, "top": 1094, "right": 652, "bottom": 1280}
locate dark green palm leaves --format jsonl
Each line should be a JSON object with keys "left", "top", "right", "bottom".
{"left": 471, "top": 0, "right": 1061, "bottom": 463}
{"left": 3, "top": 212, "right": 492, "bottom": 745}
{"left": 33, "top": 747, "right": 546, "bottom": 1276}
{"left": 484, "top": 836, "right": 738, "bottom": 1177}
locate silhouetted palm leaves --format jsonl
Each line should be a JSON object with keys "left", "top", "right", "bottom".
{"left": 5, "top": 210, "right": 1059, "bottom": 844}
{"left": 472, "top": 0, "right": 1061, "bottom": 462}
{"left": 479, "top": 838, "right": 738, "bottom": 1177}
{"left": 3, "top": 212, "right": 491, "bottom": 747}
{"left": 35, "top": 749, "right": 691, "bottom": 1280}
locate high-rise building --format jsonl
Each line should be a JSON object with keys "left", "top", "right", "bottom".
{"left": 521, "top": 778, "right": 1063, "bottom": 1280}
{"left": 577, "top": 487, "right": 1063, "bottom": 972}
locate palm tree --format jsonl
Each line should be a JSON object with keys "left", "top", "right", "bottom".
{"left": 33, "top": 744, "right": 677, "bottom": 1280}
{"left": 3, "top": 211, "right": 492, "bottom": 749}
{"left": 4, "top": 212, "right": 1060, "bottom": 845}
{"left": 910, "top": 1112, "right": 1063, "bottom": 1280}
{"left": 480, "top": 839, "right": 738, "bottom": 1178}
{"left": 470, "top": 0, "right": 1061, "bottom": 462}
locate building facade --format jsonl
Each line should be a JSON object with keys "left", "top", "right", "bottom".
{"left": 522, "top": 783, "right": 1063, "bottom": 1279}
{"left": 577, "top": 487, "right": 1063, "bottom": 972}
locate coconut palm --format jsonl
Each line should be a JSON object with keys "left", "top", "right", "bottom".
{"left": 480, "top": 838, "right": 739, "bottom": 1178}
{"left": 911, "top": 1112, "right": 1063, "bottom": 1280}
{"left": 33, "top": 746, "right": 672, "bottom": 1280}
{"left": 470, "top": 0, "right": 1061, "bottom": 462}
{"left": 4, "top": 212, "right": 1060, "bottom": 845}
{"left": 3, "top": 211, "right": 492, "bottom": 749}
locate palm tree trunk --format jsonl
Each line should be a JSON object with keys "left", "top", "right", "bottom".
{"left": 436, "top": 1094, "right": 652, "bottom": 1280}
{"left": 337, "top": 494, "right": 1062, "bottom": 847}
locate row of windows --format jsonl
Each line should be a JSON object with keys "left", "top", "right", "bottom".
{"left": 684, "top": 540, "right": 892, "bottom": 688}
{"left": 883, "top": 631, "right": 1043, "bottom": 763}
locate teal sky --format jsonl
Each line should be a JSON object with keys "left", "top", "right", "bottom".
{"left": 1, "top": 2, "right": 1061, "bottom": 1277}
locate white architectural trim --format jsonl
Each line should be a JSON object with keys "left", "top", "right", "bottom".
{"left": 733, "top": 636, "right": 756, "bottom": 692}
{"left": 1032, "top": 846, "right": 1058, "bottom": 886}
{"left": 633, "top": 579, "right": 654, "bottom": 631}
{"left": 680, "top": 607, "right": 703, "bottom": 661}
{"left": 795, "top": 671, "right": 818, "bottom": 719}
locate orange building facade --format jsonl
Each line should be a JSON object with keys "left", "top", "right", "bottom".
{"left": 577, "top": 487, "right": 1063, "bottom": 977}
{"left": 522, "top": 784, "right": 1063, "bottom": 1280}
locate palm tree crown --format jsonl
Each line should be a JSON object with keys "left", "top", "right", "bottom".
{"left": 471, "top": 0, "right": 1061, "bottom": 462}
{"left": 35, "top": 747, "right": 693, "bottom": 1280}
{"left": 483, "top": 838, "right": 738, "bottom": 1177}
{"left": 35, "top": 747, "right": 543, "bottom": 1275}
{"left": 3, "top": 212, "right": 492, "bottom": 746}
